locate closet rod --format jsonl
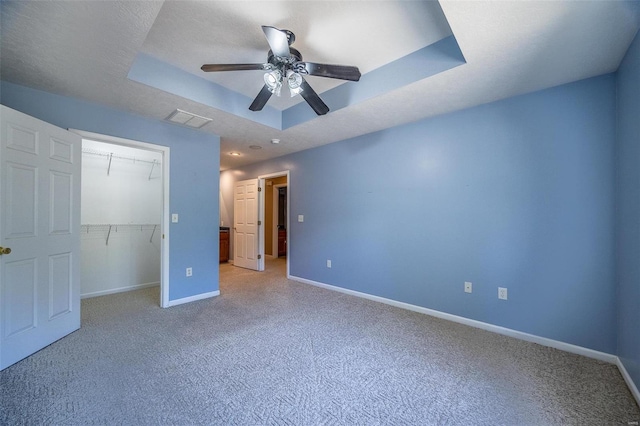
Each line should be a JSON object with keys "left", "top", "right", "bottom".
{"left": 82, "top": 148, "right": 161, "bottom": 177}
{"left": 81, "top": 224, "right": 160, "bottom": 246}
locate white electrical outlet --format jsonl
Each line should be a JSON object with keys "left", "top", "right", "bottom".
{"left": 464, "top": 281, "right": 472, "bottom": 293}
{"left": 327, "top": 260, "right": 332, "bottom": 268}
{"left": 298, "top": 214, "right": 304, "bottom": 223}
{"left": 498, "top": 287, "right": 508, "bottom": 300}
{"left": 186, "top": 267, "right": 192, "bottom": 277}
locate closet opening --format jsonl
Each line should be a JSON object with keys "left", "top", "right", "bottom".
{"left": 75, "top": 130, "right": 170, "bottom": 307}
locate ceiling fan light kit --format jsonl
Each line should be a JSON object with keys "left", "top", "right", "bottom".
{"left": 287, "top": 71, "right": 304, "bottom": 97}
{"left": 264, "top": 70, "right": 282, "bottom": 96}
{"left": 202, "top": 25, "right": 361, "bottom": 115}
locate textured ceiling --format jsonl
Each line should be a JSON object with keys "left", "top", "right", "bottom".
{"left": 141, "top": 1, "right": 453, "bottom": 111}
{"left": 1, "top": 1, "right": 639, "bottom": 171}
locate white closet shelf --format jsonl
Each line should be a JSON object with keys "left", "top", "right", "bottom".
{"left": 81, "top": 224, "right": 160, "bottom": 245}
{"left": 81, "top": 148, "right": 160, "bottom": 179}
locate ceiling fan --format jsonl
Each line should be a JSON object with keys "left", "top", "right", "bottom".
{"left": 201, "top": 26, "right": 361, "bottom": 116}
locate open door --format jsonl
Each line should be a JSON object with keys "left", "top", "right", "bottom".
{"left": 233, "top": 179, "right": 260, "bottom": 270}
{"left": 0, "top": 106, "right": 81, "bottom": 370}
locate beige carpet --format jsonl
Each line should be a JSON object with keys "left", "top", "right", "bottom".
{"left": 1, "top": 258, "right": 638, "bottom": 425}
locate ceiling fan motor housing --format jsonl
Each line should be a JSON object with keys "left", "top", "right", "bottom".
{"left": 268, "top": 47, "right": 303, "bottom": 66}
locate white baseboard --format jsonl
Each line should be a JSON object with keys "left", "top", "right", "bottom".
{"left": 81, "top": 282, "right": 160, "bottom": 299}
{"left": 617, "top": 357, "right": 640, "bottom": 407}
{"left": 289, "top": 275, "right": 618, "bottom": 364}
{"left": 166, "top": 290, "right": 220, "bottom": 307}
{"left": 291, "top": 276, "right": 640, "bottom": 399}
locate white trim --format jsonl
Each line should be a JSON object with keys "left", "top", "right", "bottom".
{"left": 166, "top": 290, "right": 220, "bottom": 307}
{"left": 258, "top": 170, "right": 291, "bottom": 180}
{"left": 69, "top": 129, "right": 171, "bottom": 308}
{"left": 258, "top": 171, "right": 290, "bottom": 277}
{"left": 71, "top": 129, "right": 168, "bottom": 152}
{"left": 81, "top": 282, "right": 159, "bottom": 299}
{"left": 272, "top": 183, "right": 287, "bottom": 258}
{"left": 617, "top": 357, "right": 640, "bottom": 407}
{"left": 289, "top": 275, "right": 618, "bottom": 364}
{"left": 257, "top": 177, "right": 266, "bottom": 272}
{"left": 272, "top": 184, "right": 278, "bottom": 258}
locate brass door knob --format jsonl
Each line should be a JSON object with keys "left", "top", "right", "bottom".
{"left": 0, "top": 247, "right": 11, "bottom": 255}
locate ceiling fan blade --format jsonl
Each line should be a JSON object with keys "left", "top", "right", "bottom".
{"left": 262, "top": 26, "right": 290, "bottom": 58}
{"left": 300, "top": 79, "right": 329, "bottom": 116}
{"left": 249, "top": 85, "right": 273, "bottom": 111}
{"left": 201, "top": 63, "right": 267, "bottom": 72}
{"left": 300, "top": 62, "right": 361, "bottom": 81}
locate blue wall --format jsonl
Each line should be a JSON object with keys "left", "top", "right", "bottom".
{"left": 221, "top": 74, "right": 617, "bottom": 354}
{"left": 1, "top": 82, "right": 220, "bottom": 302}
{"left": 616, "top": 29, "right": 640, "bottom": 392}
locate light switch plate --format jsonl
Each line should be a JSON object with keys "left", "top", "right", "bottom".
{"left": 298, "top": 215, "right": 304, "bottom": 223}
{"left": 172, "top": 214, "right": 179, "bottom": 223}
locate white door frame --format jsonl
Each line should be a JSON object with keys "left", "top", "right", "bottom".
{"left": 69, "top": 130, "right": 171, "bottom": 308}
{"left": 258, "top": 171, "right": 289, "bottom": 277}
{"left": 272, "top": 183, "right": 287, "bottom": 259}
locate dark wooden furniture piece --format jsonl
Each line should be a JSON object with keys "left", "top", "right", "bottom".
{"left": 278, "top": 228, "right": 286, "bottom": 257}
{"left": 220, "top": 227, "right": 230, "bottom": 263}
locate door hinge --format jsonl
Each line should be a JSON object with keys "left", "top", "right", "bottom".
{"left": 258, "top": 187, "right": 262, "bottom": 192}
{"left": 258, "top": 254, "right": 262, "bottom": 260}
{"left": 258, "top": 220, "right": 262, "bottom": 226}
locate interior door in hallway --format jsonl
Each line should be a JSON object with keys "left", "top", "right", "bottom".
{"left": 233, "top": 179, "right": 259, "bottom": 270}
{"left": 0, "top": 106, "right": 81, "bottom": 370}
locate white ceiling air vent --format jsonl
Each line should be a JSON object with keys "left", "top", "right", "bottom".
{"left": 166, "top": 109, "right": 212, "bottom": 129}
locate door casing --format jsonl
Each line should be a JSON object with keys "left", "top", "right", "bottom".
{"left": 70, "top": 130, "right": 171, "bottom": 308}
{"left": 258, "top": 171, "right": 290, "bottom": 276}
{"left": 271, "top": 183, "right": 287, "bottom": 259}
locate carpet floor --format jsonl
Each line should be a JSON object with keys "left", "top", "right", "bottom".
{"left": 1, "top": 258, "right": 639, "bottom": 425}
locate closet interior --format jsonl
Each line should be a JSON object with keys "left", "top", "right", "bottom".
{"left": 80, "top": 139, "right": 162, "bottom": 298}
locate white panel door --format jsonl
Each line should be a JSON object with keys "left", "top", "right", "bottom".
{"left": 233, "top": 179, "right": 259, "bottom": 270}
{"left": 0, "top": 106, "right": 81, "bottom": 370}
